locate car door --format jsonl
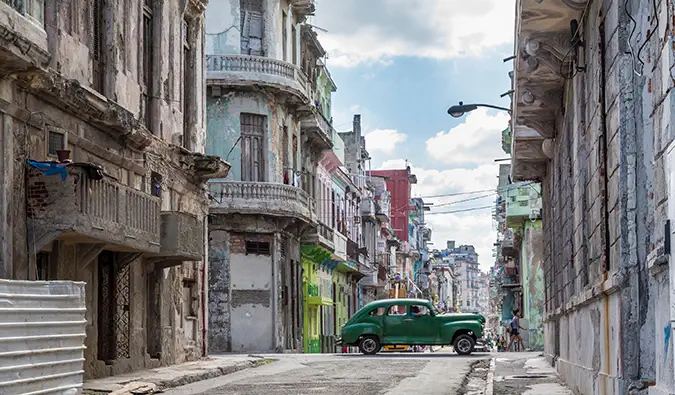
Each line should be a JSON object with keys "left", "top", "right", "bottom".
{"left": 408, "top": 304, "right": 440, "bottom": 344}
{"left": 382, "top": 304, "right": 409, "bottom": 344}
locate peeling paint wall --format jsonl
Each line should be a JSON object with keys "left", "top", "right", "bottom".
{"left": 206, "top": 91, "right": 298, "bottom": 182}
{"left": 520, "top": 220, "right": 544, "bottom": 351}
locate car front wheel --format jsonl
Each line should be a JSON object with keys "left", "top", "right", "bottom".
{"left": 358, "top": 336, "right": 381, "bottom": 355}
{"left": 454, "top": 334, "right": 475, "bottom": 355}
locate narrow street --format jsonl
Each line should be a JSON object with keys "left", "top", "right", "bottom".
{"left": 162, "top": 350, "right": 486, "bottom": 395}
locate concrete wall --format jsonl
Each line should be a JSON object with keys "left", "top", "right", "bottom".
{"left": 1, "top": 0, "right": 215, "bottom": 379}
{"left": 230, "top": 235, "right": 274, "bottom": 352}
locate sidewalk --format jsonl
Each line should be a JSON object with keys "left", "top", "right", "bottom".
{"left": 492, "top": 353, "right": 572, "bottom": 395}
{"left": 83, "top": 354, "right": 275, "bottom": 394}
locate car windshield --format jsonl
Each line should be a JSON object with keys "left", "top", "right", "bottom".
{"left": 429, "top": 304, "right": 439, "bottom": 315}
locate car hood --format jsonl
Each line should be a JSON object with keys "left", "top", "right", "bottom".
{"left": 437, "top": 313, "right": 485, "bottom": 323}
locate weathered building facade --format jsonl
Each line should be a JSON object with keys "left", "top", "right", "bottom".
{"left": 0, "top": 0, "right": 227, "bottom": 379}
{"left": 510, "top": 0, "right": 675, "bottom": 393}
{"left": 205, "top": 0, "right": 321, "bottom": 353}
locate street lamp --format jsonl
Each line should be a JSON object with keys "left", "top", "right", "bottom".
{"left": 447, "top": 101, "right": 512, "bottom": 118}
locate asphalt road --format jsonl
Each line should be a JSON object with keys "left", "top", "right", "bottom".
{"left": 163, "top": 349, "right": 492, "bottom": 395}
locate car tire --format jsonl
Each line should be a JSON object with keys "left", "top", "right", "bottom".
{"left": 358, "top": 336, "right": 381, "bottom": 355}
{"left": 454, "top": 334, "right": 475, "bottom": 356}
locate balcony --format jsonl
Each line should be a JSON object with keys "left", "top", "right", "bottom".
{"left": 360, "top": 198, "right": 375, "bottom": 219}
{"left": 332, "top": 232, "right": 347, "bottom": 261}
{"left": 347, "top": 239, "right": 360, "bottom": 263}
{"left": 500, "top": 231, "right": 518, "bottom": 257}
{"left": 210, "top": 181, "right": 314, "bottom": 224}
{"left": 375, "top": 197, "right": 390, "bottom": 222}
{"left": 511, "top": 1, "right": 590, "bottom": 181}
{"left": 0, "top": 0, "right": 50, "bottom": 75}
{"left": 290, "top": 0, "right": 315, "bottom": 19}
{"left": 206, "top": 55, "right": 310, "bottom": 104}
{"left": 26, "top": 165, "right": 160, "bottom": 254}
{"left": 302, "top": 221, "right": 335, "bottom": 252}
{"left": 300, "top": 112, "right": 333, "bottom": 152}
{"left": 146, "top": 212, "right": 204, "bottom": 266}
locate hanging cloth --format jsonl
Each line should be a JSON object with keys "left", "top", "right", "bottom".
{"left": 26, "top": 160, "right": 68, "bottom": 180}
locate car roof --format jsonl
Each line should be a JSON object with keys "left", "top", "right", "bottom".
{"left": 362, "top": 298, "right": 431, "bottom": 308}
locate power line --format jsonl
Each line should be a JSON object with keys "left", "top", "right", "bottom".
{"left": 432, "top": 193, "right": 496, "bottom": 208}
{"left": 416, "top": 182, "right": 535, "bottom": 200}
{"left": 425, "top": 205, "right": 495, "bottom": 215}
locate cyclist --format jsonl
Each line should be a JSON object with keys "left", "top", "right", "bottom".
{"left": 510, "top": 308, "right": 525, "bottom": 351}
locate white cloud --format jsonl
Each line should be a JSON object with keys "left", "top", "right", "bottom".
{"left": 365, "top": 129, "right": 408, "bottom": 155}
{"left": 313, "top": 0, "right": 515, "bottom": 67}
{"left": 426, "top": 108, "right": 510, "bottom": 167}
{"left": 377, "top": 159, "right": 499, "bottom": 271}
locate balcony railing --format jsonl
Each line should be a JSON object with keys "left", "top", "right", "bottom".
{"left": 210, "top": 181, "right": 314, "bottom": 223}
{"left": 206, "top": 54, "right": 309, "bottom": 102}
{"left": 333, "top": 232, "right": 347, "bottom": 261}
{"left": 26, "top": 166, "right": 161, "bottom": 253}
{"left": 300, "top": 112, "right": 333, "bottom": 150}
{"left": 347, "top": 239, "right": 360, "bottom": 262}
{"left": 1, "top": 0, "right": 49, "bottom": 75}
{"left": 303, "top": 220, "right": 335, "bottom": 251}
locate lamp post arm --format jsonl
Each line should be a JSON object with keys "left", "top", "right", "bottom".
{"left": 475, "top": 104, "right": 512, "bottom": 114}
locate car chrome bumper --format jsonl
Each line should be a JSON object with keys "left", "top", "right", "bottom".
{"left": 334, "top": 336, "right": 343, "bottom": 345}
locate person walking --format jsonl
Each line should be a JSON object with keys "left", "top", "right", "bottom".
{"left": 509, "top": 308, "right": 525, "bottom": 352}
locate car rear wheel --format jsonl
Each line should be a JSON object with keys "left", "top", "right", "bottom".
{"left": 359, "top": 336, "right": 381, "bottom": 355}
{"left": 454, "top": 334, "right": 474, "bottom": 355}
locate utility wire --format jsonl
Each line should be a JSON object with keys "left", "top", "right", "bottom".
{"left": 417, "top": 182, "right": 535, "bottom": 200}
{"left": 432, "top": 193, "right": 497, "bottom": 208}
{"left": 425, "top": 205, "right": 495, "bottom": 216}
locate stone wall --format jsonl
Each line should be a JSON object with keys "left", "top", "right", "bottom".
{"left": 541, "top": 0, "right": 658, "bottom": 393}
{"left": 0, "top": 0, "right": 215, "bottom": 380}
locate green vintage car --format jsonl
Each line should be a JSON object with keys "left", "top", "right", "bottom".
{"left": 336, "top": 298, "right": 485, "bottom": 355}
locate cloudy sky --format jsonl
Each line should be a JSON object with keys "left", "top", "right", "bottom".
{"left": 313, "top": 0, "right": 515, "bottom": 271}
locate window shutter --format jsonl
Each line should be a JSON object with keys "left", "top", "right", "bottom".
{"left": 240, "top": 10, "right": 251, "bottom": 54}
{"left": 248, "top": 11, "right": 263, "bottom": 56}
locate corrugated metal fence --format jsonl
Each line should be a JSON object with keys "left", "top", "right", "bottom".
{"left": 0, "top": 279, "right": 86, "bottom": 395}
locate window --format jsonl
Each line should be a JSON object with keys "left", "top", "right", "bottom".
{"left": 47, "top": 130, "right": 67, "bottom": 157}
{"left": 291, "top": 25, "right": 297, "bottom": 65}
{"left": 91, "top": 0, "right": 104, "bottom": 93}
{"left": 368, "top": 307, "right": 385, "bottom": 316}
{"left": 36, "top": 252, "right": 50, "bottom": 281}
{"left": 240, "top": 0, "right": 263, "bottom": 55}
{"left": 182, "top": 18, "right": 192, "bottom": 149}
{"left": 150, "top": 172, "right": 162, "bottom": 198}
{"left": 411, "top": 305, "right": 430, "bottom": 316}
{"left": 240, "top": 113, "right": 265, "bottom": 182}
{"left": 142, "top": 0, "right": 154, "bottom": 130}
{"left": 245, "top": 240, "right": 271, "bottom": 255}
{"left": 387, "top": 305, "right": 406, "bottom": 316}
{"left": 282, "top": 11, "right": 287, "bottom": 61}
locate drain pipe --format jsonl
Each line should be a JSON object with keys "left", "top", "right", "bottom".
{"left": 201, "top": 215, "right": 208, "bottom": 356}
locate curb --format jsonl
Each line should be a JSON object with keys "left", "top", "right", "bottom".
{"left": 84, "top": 358, "right": 275, "bottom": 394}
{"left": 150, "top": 358, "right": 275, "bottom": 390}
{"left": 486, "top": 358, "right": 496, "bottom": 395}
